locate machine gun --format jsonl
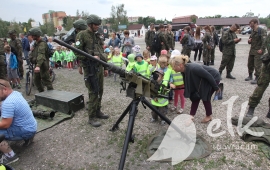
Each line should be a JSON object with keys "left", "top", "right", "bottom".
{"left": 53, "top": 38, "right": 193, "bottom": 170}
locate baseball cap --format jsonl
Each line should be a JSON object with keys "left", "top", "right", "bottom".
{"left": 161, "top": 50, "right": 168, "bottom": 55}
{"left": 150, "top": 55, "right": 157, "bottom": 60}
{"left": 135, "top": 53, "right": 143, "bottom": 60}
{"left": 171, "top": 50, "right": 181, "bottom": 58}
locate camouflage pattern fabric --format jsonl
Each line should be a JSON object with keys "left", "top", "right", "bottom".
{"left": 181, "top": 34, "right": 191, "bottom": 57}
{"left": 249, "top": 63, "right": 270, "bottom": 107}
{"left": 145, "top": 30, "right": 156, "bottom": 55}
{"left": 9, "top": 38, "right": 23, "bottom": 77}
{"left": 158, "top": 31, "right": 169, "bottom": 51}
{"left": 218, "top": 30, "right": 238, "bottom": 71}
{"left": 247, "top": 27, "right": 267, "bottom": 76}
{"left": 166, "top": 31, "right": 175, "bottom": 50}
{"left": 202, "top": 32, "right": 213, "bottom": 63}
{"left": 31, "top": 40, "right": 53, "bottom": 92}
{"left": 74, "top": 29, "right": 107, "bottom": 118}
{"left": 210, "top": 46, "right": 216, "bottom": 61}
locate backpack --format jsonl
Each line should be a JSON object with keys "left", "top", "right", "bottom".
{"left": 45, "top": 42, "right": 54, "bottom": 59}
{"left": 152, "top": 33, "right": 162, "bottom": 52}
{"left": 187, "top": 34, "right": 195, "bottom": 50}
{"left": 219, "top": 38, "right": 223, "bottom": 52}
{"left": 213, "top": 32, "right": 219, "bottom": 45}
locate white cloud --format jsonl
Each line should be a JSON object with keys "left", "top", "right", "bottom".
{"left": 0, "top": 0, "right": 268, "bottom": 23}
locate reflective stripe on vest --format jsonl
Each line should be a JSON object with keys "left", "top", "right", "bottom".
{"left": 151, "top": 97, "right": 169, "bottom": 107}
{"left": 171, "top": 70, "right": 184, "bottom": 86}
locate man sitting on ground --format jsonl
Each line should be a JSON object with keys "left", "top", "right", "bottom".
{"left": 0, "top": 79, "right": 37, "bottom": 165}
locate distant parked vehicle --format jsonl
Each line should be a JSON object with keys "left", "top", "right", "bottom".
{"left": 241, "top": 27, "right": 252, "bottom": 35}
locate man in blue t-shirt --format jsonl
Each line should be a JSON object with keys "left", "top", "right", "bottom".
{"left": 0, "top": 79, "right": 37, "bottom": 165}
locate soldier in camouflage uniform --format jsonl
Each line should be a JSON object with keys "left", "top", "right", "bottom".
{"left": 202, "top": 26, "right": 213, "bottom": 66}
{"left": 246, "top": 32, "right": 270, "bottom": 118}
{"left": 145, "top": 23, "right": 156, "bottom": 55}
{"left": 218, "top": 24, "right": 241, "bottom": 79}
{"left": 75, "top": 14, "right": 109, "bottom": 127}
{"left": 8, "top": 30, "right": 24, "bottom": 79}
{"left": 157, "top": 24, "right": 169, "bottom": 57}
{"left": 180, "top": 26, "right": 192, "bottom": 58}
{"left": 0, "top": 39, "right": 7, "bottom": 80}
{"left": 28, "top": 27, "right": 53, "bottom": 92}
{"left": 166, "top": 24, "right": 175, "bottom": 51}
{"left": 245, "top": 19, "right": 267, "bottom": 84}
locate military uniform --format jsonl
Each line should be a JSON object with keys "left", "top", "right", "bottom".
{"left": 31, "top": 40, "right": 53, "bottom": 92}
{"left": 0, "top": 39, "right": 7, "bottom": 80}
{"left": 157, "top": 31, "right": 169, "bottom": 57}
{"left": 166, "top": 31, "right": 175, "bottom": 50}
{"left": 218, "top": 30, "right": 238, "bottom": 75}
{"left": 75, "top": 29, "right": 108, "bottom": 120}
{"left": 145, "top": 30, "right": 155, "bottom": 55}
{"left": 181, "top": 33, "right": 191, "bottom": 58}
{"left": 248, "top": 33, "right": 270, "bottom": 108}
{"left": 202, "top": 32, "right": 212, "bottom": 65}
{"left": 246, "top": 27, "right": 267, "bottom": 80}
{"left": 9, "top": 35, "right": 24, "bottom": 78}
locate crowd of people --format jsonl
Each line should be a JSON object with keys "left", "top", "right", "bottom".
{"left": 0, "top": 15, "right": 269, "bottom": 166}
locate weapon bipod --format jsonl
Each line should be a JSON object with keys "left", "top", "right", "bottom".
{"left": 110, "top": 96, "right": 192, "bottom": 170}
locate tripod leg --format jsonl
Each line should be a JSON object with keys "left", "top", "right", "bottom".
{"left": 118, "top": 98, "right": 139, "bottom": 170}
{"left": 110, "top": 101, "right": 132, "bottom": 131}
{"left": 141, "top": 97, "right": 193, "bottom": 142}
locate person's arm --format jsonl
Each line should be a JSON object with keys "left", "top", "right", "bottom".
{"left": 13, "top": 54, "right": 18, "bottom": 69}
{"left": 145, "top": 31, "right": 149, "bottom": 46}
{"left": 0, "top": 118, "right": 13, "bottom": 129}
{"left": 117, "top": 38, "right": 121, "bottom": 47}
{"left": 131, "top": 38, "right": 135, "bottom": 47}
{"left": 16, "top": 39, "right": 23, "bottom": 57}
{"left": 260, "top": 29, "right": 267, "bottom": 53}
{"left": 193, "top": 66, "right": 219, "bottom": 90}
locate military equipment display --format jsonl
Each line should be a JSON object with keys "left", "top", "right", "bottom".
{"left": 53, "top": 38, "right": 192, "bottom": 170}
{"left": 32, "top": 110, "right": 56, "bottom": 119}
{"left": 35, "top": 90, "right": 85, "bottom": 115}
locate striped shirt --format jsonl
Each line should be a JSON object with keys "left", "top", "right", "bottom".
{"left": 1, "top": 91, "right": 37, "bottom": 132}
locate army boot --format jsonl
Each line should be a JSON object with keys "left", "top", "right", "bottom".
{"left": 96, "top": 109, "right": 109, "bottom": 119}
{"left": 251, "top": 76, "right": 258, "bottom": 84}
{"left": 88, "top": 118, "right": 101, "bottom": 127}
{"left": 226, "top": 72, "right": 236, "bottom": 79}
{"left": 266, "top": 108, "right": 270, "bottom": 119}
{"left": 246, "top": 106, "right": 255, "bottom": 117}
{"left": 219, "top": 71, "right": 222, "bottom": 80}
{"left": 210, "top": 60, "right": 214, "bottom": 65}
{"left": 245, "top": 73, "right": 253, "bottom": 81}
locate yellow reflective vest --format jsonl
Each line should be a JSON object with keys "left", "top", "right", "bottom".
{"left": 112, "top": 55, "right": 123, "bottom": 67}
{"left": 134, "top": 61, "right": 149, "bottom": 77}
{"left": 171, "top": 70, "right": 184, "bottom": 86}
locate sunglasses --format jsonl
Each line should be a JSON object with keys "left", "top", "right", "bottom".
{"left": 0, "top": 82, "right": 7, "bottom": 87}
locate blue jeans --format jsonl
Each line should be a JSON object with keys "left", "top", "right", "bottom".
{"left": 0, "top": 126, "right": 36, "bottom": 141}
{"left": 24, "top": 50, "right": 30, "bottom": 65}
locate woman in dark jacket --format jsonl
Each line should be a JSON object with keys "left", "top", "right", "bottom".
{"left": 171, "top": 55, "right": 221, "bottom": 123}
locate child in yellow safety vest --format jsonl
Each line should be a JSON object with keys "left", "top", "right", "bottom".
{"left": 169, "top": 49, "right": 185, "bottom": 114}
{"left": 133, "top": 53, "right": 149, "bottom": 78}
{"left": 111, "top": 47, "right": 124, "bottom": 81}
{"left": 158, "top": 56, "right": 172, "bottom": 88}
{"left": 147, "top": 55, "right": 160, "bottom": 78}
{"left": 126, "top": 54, "right": 136, "bottom": 72}
{"left": 150, "top": 69, "right": 169, "bottom": 125}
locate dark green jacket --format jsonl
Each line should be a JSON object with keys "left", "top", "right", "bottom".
{"left": 9, "top": 38, "right": 23, "bottom": 58}
{"left": 145, "top": 30, "right": 155, "bottom": 47}
{"left": 221, "top": 30, "right": 238, "bottom": 56}
{"left": 249, "top": 27, "right": 267, "bottom": 55}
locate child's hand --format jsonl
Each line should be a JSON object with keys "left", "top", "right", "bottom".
{"left": 170, "top": 83, "right": 176, "bottom": 89}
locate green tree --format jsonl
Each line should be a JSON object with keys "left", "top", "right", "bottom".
{"left": 0, "top": 18, "right": 9, "bottom": 38}
{"left": 62, "top": 16, "right": 74, "bottom": 31}
{"left": 9, "top": 20, "right": 23, "bottom": 35}
{"left": 243, "top": 11, "right": 254, "bottom": 17}
{"left": 110, "top": 4, "right": 128, "bottom": 31}
{"left": 40, "top": 20, "right": 55, "bottom": 36}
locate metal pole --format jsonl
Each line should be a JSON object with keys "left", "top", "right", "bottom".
{"left": 110, "top": 101, "right": 132, "bottom": 131}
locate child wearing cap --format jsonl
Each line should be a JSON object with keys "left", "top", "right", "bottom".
{"left": 147, "top": 55, "right": 160, "bottom": 77}
{"left": 143, "top": 49, "right": 150, "bottom": 64}
{"left": 150, "top": 69, "right": 169, "bottom": 125}
{"left": 111, "top": 47, "right": 124, "bottom": 81}
{"left": 133, "top": 53, "right": 149, "bottom": 78}
{"left": 169, "top": 54, "right": 185, "bottom": 114}
{"left": 126, "top": 54, "right": 136, "bottom": 72}
{"left": 132, "top": 45, "right": 141, "bottom": 56}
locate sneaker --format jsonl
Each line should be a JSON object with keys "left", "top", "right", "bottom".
{"left": 170, "top": 106, "right": 177, "bottom": 111}
{"left": 150, "top": 118, "right": 157, "bottom": 123}
{"left": 178, "top": 108, "right": 184, "bottom": 114}
{"left": 0, "top": 154, "right": 19, "bottom": 165}
{"left": 17, "top": 84, "right": 21, "bottom": 89}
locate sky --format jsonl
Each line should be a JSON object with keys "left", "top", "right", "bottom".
{"left": 0, "top": 0, "right": 269, "bottom": 24}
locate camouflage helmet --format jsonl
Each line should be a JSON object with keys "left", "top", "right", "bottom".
{"left": 86, "top": 14, "right": 101, "bottom": 25}
{"left": 28, "top": 27, "right": 42, "bottom": 37}
{"left": 73, "top": 19, "right": 87, "bottom": 30}
{"left": 8, "top": 29, "right": 17, "bottom": 35}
